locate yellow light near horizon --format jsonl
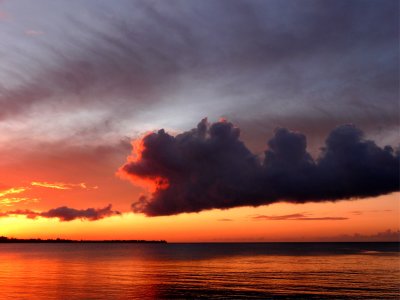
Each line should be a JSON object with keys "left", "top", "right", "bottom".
{"left": 0, "top": 193, "right": 398, "bottom": 242}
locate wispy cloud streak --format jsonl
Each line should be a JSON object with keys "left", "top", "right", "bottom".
{"left": 31, "top": 181, "right": 97, "bottom": 190}
{"left": 0, "top": 197, "right": 38, "bottom": 206}
{"left": 252, "top": 213, "right": 348, "bottom": 221}
{"left": 0, "top": 187, "right": 27, "bottom": 197}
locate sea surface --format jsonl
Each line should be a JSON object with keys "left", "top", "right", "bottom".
{"left": 0, "top": 242, "right": 398, "bottom": 299}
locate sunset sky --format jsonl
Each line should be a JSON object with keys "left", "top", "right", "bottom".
{"left": 0, "top": 0, "right": 398, "bottom": 242}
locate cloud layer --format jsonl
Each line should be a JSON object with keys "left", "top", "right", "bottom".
{"left": 252, "top": 213, "right": 347, "bottom": 221}
{"left": 120, "top": 119, "right": 399, "bottom": 216}
{"left": 0, "top": 0, "right": 397, "bottom": 149}
{"left": 0, "top": 204, "right": 120, "bottom": 221}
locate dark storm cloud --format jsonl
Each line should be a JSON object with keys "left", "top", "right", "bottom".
{"left": 0, "top": 204, "right": 120, "bottom": 221}
{"left": 0, "top": 0, "right": 397, "bottom": 131}
{"left": 252, "top": 213, "right": 348, "bottom": 221}
{"left": 233, "top": 110, "right": 399, "bottom": 155}
{"left": 120, "top": 119, "right": 399, "bottom": 216}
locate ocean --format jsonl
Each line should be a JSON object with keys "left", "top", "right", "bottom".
{"left": 0, "top": 242, "right": 398, "bottom": 299}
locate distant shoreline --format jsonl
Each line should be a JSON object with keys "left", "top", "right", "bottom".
{"left": 0, "top": 237, "right": 167, "bottom": 243}
{"left": 1, "top": 237, "right": 398, "bottom": 244}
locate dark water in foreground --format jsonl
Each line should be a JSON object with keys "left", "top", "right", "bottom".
{"left": 0, "top": 243, "right": 398, "bottom": 299}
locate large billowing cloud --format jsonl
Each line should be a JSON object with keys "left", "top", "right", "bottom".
{"left": 120, "top": 119, "right": 399, "bottom": 216}
{"left": 0, "top": 204, "right": 120, "bottom": 221}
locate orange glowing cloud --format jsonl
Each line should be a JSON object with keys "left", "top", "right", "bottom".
{"left": 117, "top": 134, "right": 169, "bottom": 193}
{"left": 30, "top": 181, "right": 97, "bottom": 190}
{"left": 0, "top": 187, "right": 27, "bottom": 198}
{"left": 0, "top": 197, "right": 39, "bottom": 206}
{"left": 0, "top": 187, "right": 39, "bottom": 208}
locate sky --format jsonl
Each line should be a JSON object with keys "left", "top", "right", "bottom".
{"left": 0, "top": 0, "right": 398, "bottom": 242}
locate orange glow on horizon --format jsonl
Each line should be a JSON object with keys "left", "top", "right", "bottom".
{"left": 0, "top": 193, "right": 398, "bottom": 242}
{"left": 0, "top": 135, "right": 398, "bottom": 242}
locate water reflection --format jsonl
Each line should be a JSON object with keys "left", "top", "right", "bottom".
{"left": 0, "top": 243, "right": 398, "bottom": 299}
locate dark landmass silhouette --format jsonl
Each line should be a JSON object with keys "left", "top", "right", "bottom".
{"left": 0, "top": 236, "right": 167, "bottom": 243}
